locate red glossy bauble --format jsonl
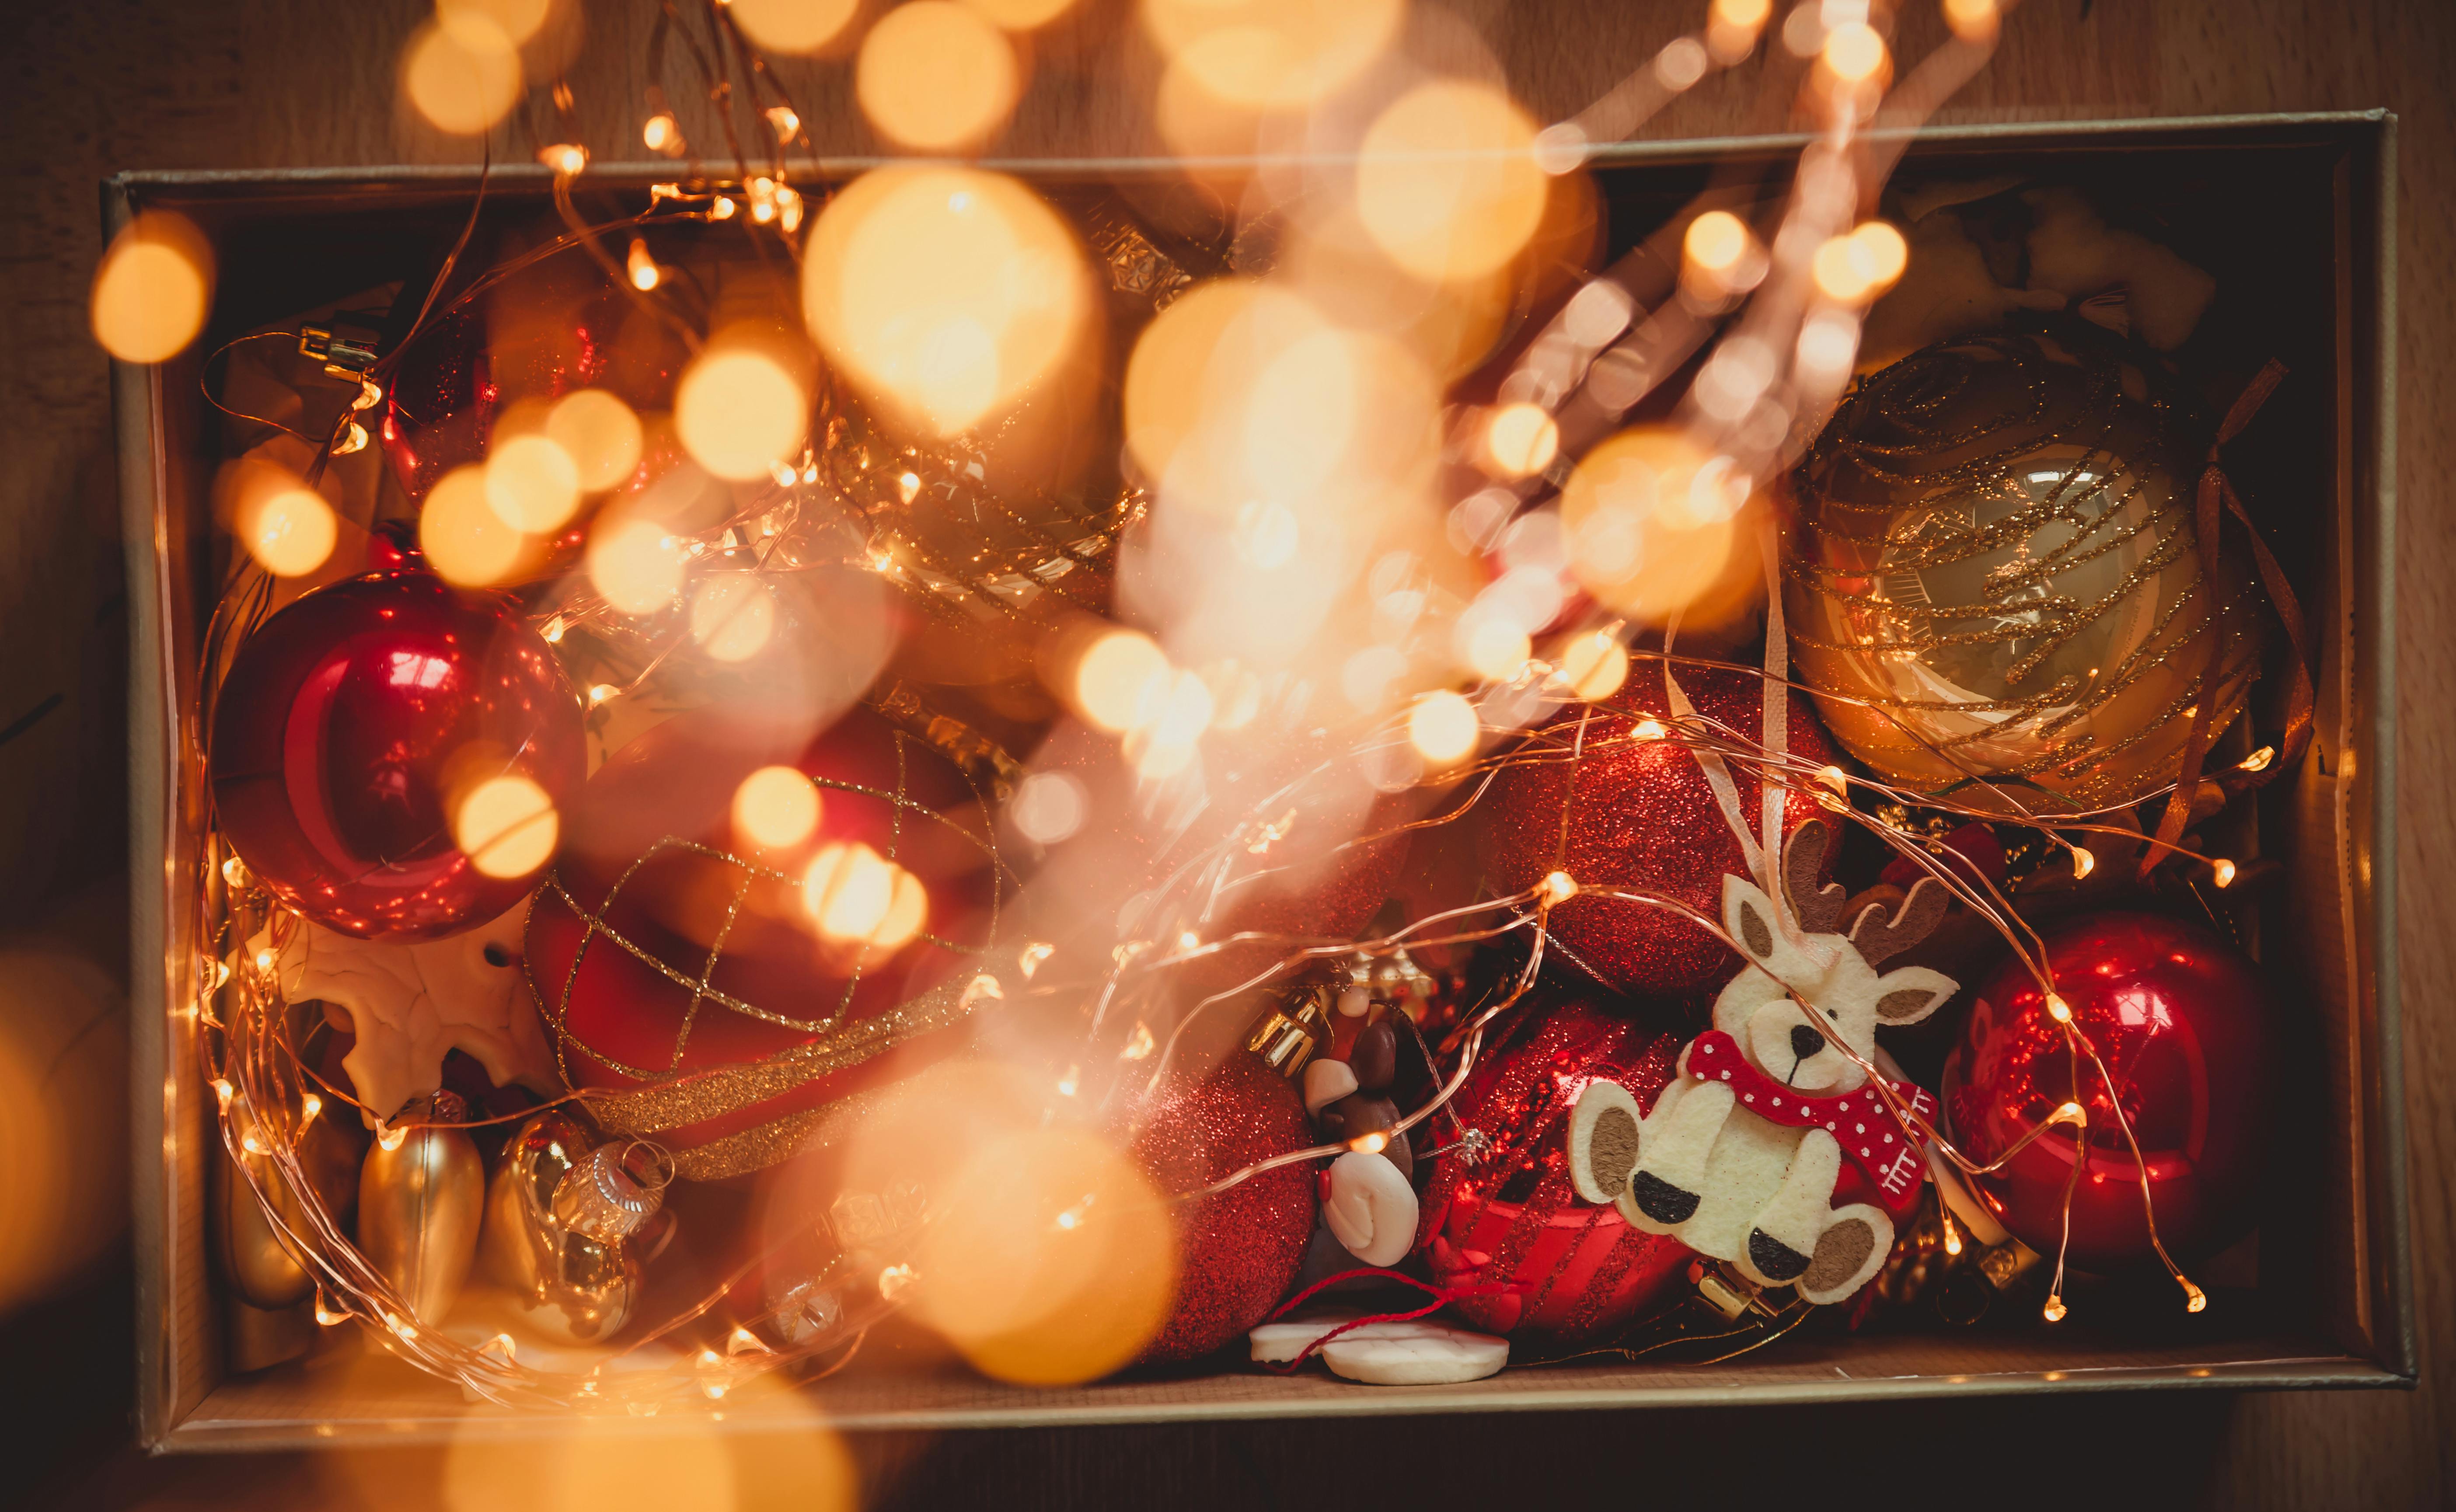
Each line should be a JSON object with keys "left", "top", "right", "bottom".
{"left": 525, "top": 708, "right": 997, "bottom": 1170}
{"left": 380, "top": 250, "right": 690, "bottom": 503}
{"left": 209, "top": 570, "right": 586, "bottom": 940}
{"left": 1473, "top": 662, "right": 1837, "bottom": 999}
{"left": 1127, "top": 1051, "right": 1317, "bottom": 1362}
{"left": 1943, "top": 912, "right": 2277, "bottom": 1271}
{"left": 1422, "top": 995, "right": 1691, "bottom": 1340}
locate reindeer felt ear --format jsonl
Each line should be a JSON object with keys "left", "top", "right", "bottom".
{"left": 1783, "top": 818, "right": 1847, "bottom": 934}
{"left": 1871, "top": 965, "right": 1957, "bottom": 1025}
{"left": 1721, "top": 873, "right": 1818, "bottom": 982}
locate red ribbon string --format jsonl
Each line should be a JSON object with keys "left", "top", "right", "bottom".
{"left": 1257, "top": 1267, "right": 1511, "bottom": 1374}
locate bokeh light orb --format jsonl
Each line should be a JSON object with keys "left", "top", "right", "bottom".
{"left": 91, "top": 211, "right": 212, "bottom": 364}
{"left": 674, "top": 345, "right": 809, "bottom": 481}
{"left": 729, "top": 0, "right": 860, "bottom": 54}
{"left": 855, "top": 2, "right": 1019, "bottom": 152}
{"left": 401, "top": 17, "right": 524, "bottom": 136}
{"left": 1559, "top": 427, "right": 1762, "bottom": 628}
{"left": 802, "top": 166, "right": 1088, "bottom": 436}
{"left": 1356, "top": 80, "right": 1549, "bottom": 285}
{"left": 1142, "top": 0, "right": 1404, "bottom": 111}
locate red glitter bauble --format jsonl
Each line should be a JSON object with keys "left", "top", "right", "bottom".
{"left": 380, "top": 250, "right": 689, "bottom": 503}
{"left": 209, "top": 570, "right": 586, "bottom": 941}
{"left": 525, "top": 708, "right": 997, "bottom": 1171}
{"left": 1943, "top": 912, "right": 2277, "bottom": 1271}
{"left": 1473, "top": 662, "right": 1836, "bottom": 999}
{"left": 1422, "top": 995, "right": 1692, "bottom": 1340}
{"left": 1127, "top": 1052, "right": 1316, "bottom": 1362}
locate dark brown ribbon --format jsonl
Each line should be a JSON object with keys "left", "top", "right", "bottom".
{"left": 2141, "top": 359, "right": 2312, "bottom": 878}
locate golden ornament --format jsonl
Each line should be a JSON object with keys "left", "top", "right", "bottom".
{"left": 210, "top": 1081, "right": 359, "bottom": 1310}
{"left": 358, "top": 1091, "right": 484, "bottom": 1325}
{"left": 1784, "top": 330, "right": 2258, "bottom": 810}
{"left": 478, "top": 1109, "right": 658, "bottom": 1345}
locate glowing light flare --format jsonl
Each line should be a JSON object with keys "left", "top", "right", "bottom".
{"left": 802, "top": 167, "right": 1087, "bottom": 437}
{"left": 1009, "top": 770, "right": 1087, "bottom": 844}
{"left": 546, "top": 389, "right": 645, "bottom": 492}
{"left": 1073, "top": 628, "right": 1171, "bottom": 733}
{"left": 2042, "top": 1294, "right": 2068, "bottom": 1323}
{"left": 2212, "top": 857, "right": 2238, "bottom": 888}
{"left": 1355, "top": 80, "right": 1548, "bottom": 286}
{"left": 689, "top": 575, "right": 778, "bottom": 662}
{"left": 1456, "top": 611, "right": 1534, "bottom": 683}
{"left": 2045, "top": 993, "right": 2073, "bottom": 1023}
{"left": 401, "top": 17, "right": 523, "bottom": 136}
{"left": 1543, "top": 870, "right": 1578, "bottom": 904}
{"left": 802, "top": 842, "right": 927, "bottom": 954}
{"left": 483, "top": 432, "right": 583, "bottom": 533}
{"left": 734, "top": 766, "right": 822, "bottom": 852}
{"left": 1814, "top": 221, "right": 1909, "bottom": 306}
{"left": 235, "top": 481, "right": 338, "bottom": 579}
{"left": 729, "top": 0, "right": 861, "bottom": 55}
{"left": 1141, "top": 0, "right": 1403, "bottom": 111}
{"left": 1708, "top": 0, "right": 1770, "bottom": 60}
{"left": 857, "top": 2, "right": 1019, "bottom": 151}
{"left": 1556, "top": 629, "right": 1629, "bottom": 701}
{"left": 2071, "top": 845, "right": 2097, "bottom": 880}
{"left": 1559, "top": 427, "right": 1760, "bottom": 627}
{"left": 1684, "top": 210, "right": 1753, "bottom": 276}
{"left": 627, "top": 237, "right": 660, "bottom": 291}
{"left": 1483, "top": 402, "right": 1560, "bottom": 479}
{"left": 2181, "top": 1277, "right": 2208, "bottom": 1313}
{"left": 437, "top": 0, "right": 551, "bottom": 47}
{"left": 586, "top": 512, "right": 687, "bottom": 615}
{"left": 1792, "top": 316, "right": 1858, "bottom": 394}
{"left": 674, "top": 345, "right": 809, "bottom": 482}
{"left": 1124, "top": 670, "right": 1216, "bottom": 779}
{"left": 1631, "top": 718, "right": 1668, "bottom": 741}
{"left": 912, "top": 1124, "right": 1174, "bottom": 1384}
{"left": 2237, "top": 745, "right": 2277, "bottom": 772}
{"left": 91, "top": 211, "right": 212, "bottom": 364}
{"left": 1408, "top": 690, "right": 1480, "bottom": 766}
{"left": 963, "top": 0, "right": 1078, "bottom": 28}
{"left": 420, "top": 465, "right": 530, "bottom": 587}
{"left": 537, "top": 143, "right": 588, "bottom": 178}
{"left": 454, "top": 773, "right": 560, "bottom": 879}
{"left": 642, "top": 111, "right": 683, "bottom": 155}
{"left": 1821, "top": 21, "right": 1887, "bottom": 82}
{"left": 1942, "top": 0, "right": 2002, "bottom": 42}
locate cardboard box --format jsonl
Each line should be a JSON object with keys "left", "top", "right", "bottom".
{"left": 117, "top": 111, "right": 2409, "bottom": 1449}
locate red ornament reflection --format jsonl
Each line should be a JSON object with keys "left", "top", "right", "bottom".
{"left": 1422, "top": 995, "right": 1692, "bottom": 1340}
{"left": 1943, "top": 911, "right": 2276, "bottom": 1272}
{"left": 209, "top": 570, "right": 586, "bottom": 940}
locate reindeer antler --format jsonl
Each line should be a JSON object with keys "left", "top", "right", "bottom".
{"left": 1782, "top": 818, "right": 1847, "bottom": 934}
{"left": 1845, "top": 877, "right": 1948, "bottom": 965}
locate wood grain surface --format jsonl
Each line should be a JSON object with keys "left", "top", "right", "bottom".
{"left": 3, "top": 1, "right": 2450, "bottom": 1506}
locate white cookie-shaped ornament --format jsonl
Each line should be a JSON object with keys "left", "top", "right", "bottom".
{"left": 1322, "top": 1321, "right": 1509, "bottom": 1385}
{"left": 1249, "top": 1313, "right": 1509, "bottom": 1384}
{"left": 257, "top": 897, "right": 555, "bottom": 1127}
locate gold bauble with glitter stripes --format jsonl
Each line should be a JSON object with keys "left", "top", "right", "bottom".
{"left": 1783, "top": 331, "right": 2257, "bottom": 811}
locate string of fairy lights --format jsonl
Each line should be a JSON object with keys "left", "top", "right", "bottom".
{"left": 154, "top": 0, "right": 2301, "bottom": 1407}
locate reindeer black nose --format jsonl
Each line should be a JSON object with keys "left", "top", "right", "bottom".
{"left": 1790, "top": 1024, "right": 1825, "bottom": 1060}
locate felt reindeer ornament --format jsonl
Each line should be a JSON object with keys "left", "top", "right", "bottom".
{"left": 1564, "top": 820, "right": 1957, "bottom": 1306}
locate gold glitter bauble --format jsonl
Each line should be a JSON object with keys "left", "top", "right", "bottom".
{"left": 1784, "top": 331, "right": 2258, "bottom": 811}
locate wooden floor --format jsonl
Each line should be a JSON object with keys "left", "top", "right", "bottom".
{"left": 4, "top": 1, "right": 2452, "bottom": 1505}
